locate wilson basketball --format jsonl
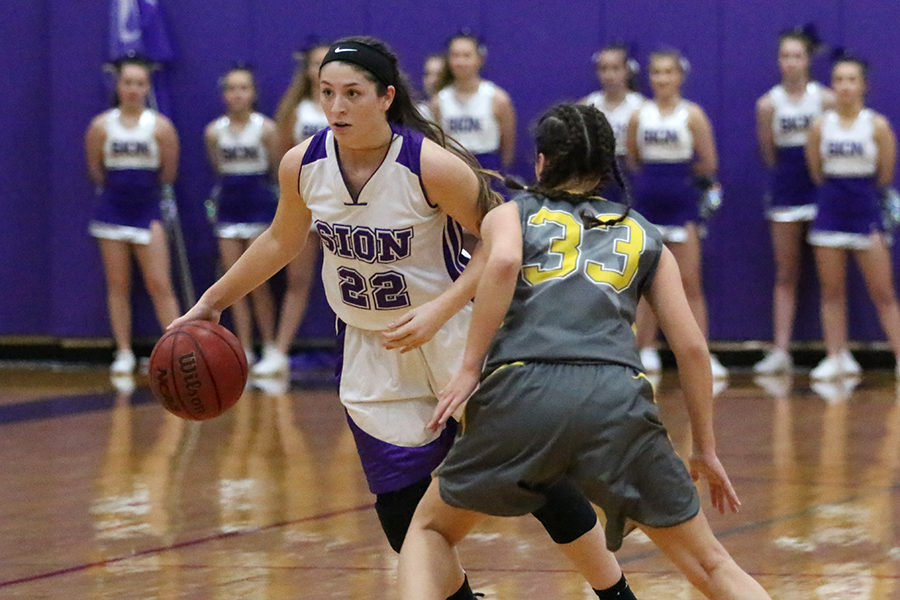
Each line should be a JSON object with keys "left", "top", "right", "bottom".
{"left": 148, "top": 321, "right": 248, "bottom": 420}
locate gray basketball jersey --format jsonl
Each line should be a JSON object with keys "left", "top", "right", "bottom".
{"left": 485, "top": 192, "right": 663, "bottom": 372}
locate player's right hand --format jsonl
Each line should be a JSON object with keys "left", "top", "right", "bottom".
{"left": 167, "top": 303, "right": 221, "bottom": 330}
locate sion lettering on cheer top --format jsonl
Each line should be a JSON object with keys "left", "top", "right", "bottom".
{"left": 221, "top": 145, "right": 260, "bottom": 161}
{"left": 779, "top": 115, "right": 812, "bottom": 133}
{"left": 643, "top": 129, "right": 679, "bottom": 144}
{"left": 826, "top": 141, "right": 865, "bottom": 157}
{"left": 111, "top": 140, "right": 151, "bottom": 156}
{"left": 448, "top": 116, "right": 483, "bottom": 133}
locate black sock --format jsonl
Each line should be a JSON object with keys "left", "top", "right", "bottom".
{"left": 594, "top": 573, "right": 636, "bottom": 599}
{"left": 446, "top": 574, "right": 478, "bottom": 600}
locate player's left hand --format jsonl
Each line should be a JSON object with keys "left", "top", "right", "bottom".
{"left": 429, "top": 369, "right": 480, "bottom": 431}
{"left": 689, "top": 452, "right": 741, "bottom": 514}
{"left": 382, "top": 299, "right": 448, "bottom": 353}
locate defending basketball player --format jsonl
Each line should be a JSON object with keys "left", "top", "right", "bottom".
{"left": 398, "top": 103, "right": 771, "bottom": 600}
{"left": 172, "top": 36, "right": 639, "bottom": 599}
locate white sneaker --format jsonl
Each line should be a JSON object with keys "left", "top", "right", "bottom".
{"left": 839, "top": 350, "right": 861, "bottom": 376}
{"left": 710, "top": 354, "right": 728, "bottom": 380}
{"left": 244, "top": 347, "right": 257, "bottom": 366}
{"left": 753, "top": 374, "right": 792, "bottom": 398}
{"left": 753, "top": 349, "right": 793, "bottom": 374}
{"left": 810, "top": 354, "right": 843, "bottom": 380}
{"left": 812, "top": 375, "right": 860, "bottom": 404}
{"left": 251, "top": 375, "right": 290, "bottom": 395}
{"left": 712, "top": 378, "right": 729, "bottom": 398}
{"left": 251, "top": 348, "right": 289, "bottom": 377}
{"left": 110, "top": 373, "right": 136, "bottom": 394}
{"left": 110, "top": 349, "right": 136, "bottom": 374}
{"left": 639, "top": 347, "right": 661, "bottom": 373}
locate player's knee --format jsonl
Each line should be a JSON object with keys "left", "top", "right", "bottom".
{"left": 531, "top": 480, "right": 598, "bottom": 545}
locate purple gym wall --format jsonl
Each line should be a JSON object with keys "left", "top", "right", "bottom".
{"left": 2, "top": 0, "right": 898, "bottom": 345}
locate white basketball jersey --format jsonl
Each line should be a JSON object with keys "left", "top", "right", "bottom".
{"left": 768, "top": 81, "right": 825, "bottom": 147}
{"left": 820, "top": 109, "right": 878, "bottom": 177}
{"left": 636, "top": 100, "right": 694, "bottom": 162}
{"left": 299, "top": 126, "right": 468, "bottom": 331}
{"left": 213, "top": 112, "right": 269, "bottom": 175}
{"left": 437, "top": 80, "right": 500, "bottom": 154}
{"left": 293, "top": 99, "right": 328, "bottom": 144}
{"left": 584, "top": 91, "right": 645, "bottom": 155}
{"left": 103, "top": 108, "right": 159, "bottom": 170}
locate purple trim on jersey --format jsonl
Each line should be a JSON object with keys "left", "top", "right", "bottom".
{"left": 442, "top": 217, "right": 468, "bottom": 281}
{"left": 301, "top": 127, "right": 330, "bottom": 166}
{"left": 346, "top": 411, "right": 457, "bottom": 494}
{"left": 94, "top": 170, "right": 161, "bottom": 228}
{"left": 216, "top": 174, "right": 276, "bottom": 224}
{"left": 770, "top": 146, "right": 815, "bottom": 207}
{"left": 391, "top": 123, "right": 424, "bottom": 174}
{"left": 811, "top": 176, "right": 881, "bottom": 235}
{"left": 631, "top": 162, "right": 701, "bottom": 227}
{"left": 389, "top": 123, "right": 436, "bottom": 209}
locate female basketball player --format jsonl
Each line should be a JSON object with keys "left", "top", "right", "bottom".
{"left": 85, "top": 56, "right": 181, "bottom": 374}
{"left": 805, "top": 56, "right": 900, "bottom": 379}
{"left": 753, "top": 28, "right": 835, "bottom": 374}
{"left": 203, "top": 65, "right": 278, "bottom": 365}
{"left": 431, "top": 32, "right": 516, "bottom": 173}
{"left": 398, "top": 103, "right": 771, "bottom": 600}
{"left": 251, "top": 42, "right": 331, "bottom": 376}
{"left": 580, "top": 43, "right": 645, "bottom": 202}
{"left": 173, "top": 36, "right": 637, "bottom": 600}
{"left": 625, "top": 49, "right": 726, "bottom": 378}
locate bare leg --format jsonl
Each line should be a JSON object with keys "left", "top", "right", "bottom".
{"left": 813, "top": 245, "right": 848, "bottom": 356}
{"left": 246, "top": 238, "right": 277, "bottom": 346}
{"left": 97, "top": 238, "right": 133, "bottom": 351}
{"left": 667, "top": 225, "right": 709, "bottom": 338}
{"left": 554, "top": 520, "right": 624, "bottom": 591}
{"left": 133, "top": 221, "right": 181, "bottom": 329}
{"left": 398, "top": 480, "right": 486, "bottom": 600}
{"left": 217, "top": 237, "right": 255, "bottom": 350}
{"left": 640, "top": 511, "right": 770, "bottom": 599}
{"left": 769, "top": 220, "right": 806, "bottom": 351}
{"left": 854, "top": 234, "right": 900, "bottom": 357}
{"left": 275, "top": 233, "right": 320, "bottom": 353}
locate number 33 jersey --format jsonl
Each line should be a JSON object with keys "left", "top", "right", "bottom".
{"left": 299, "top": 125, "right": 469, "bottom": 331}
{"left": 486, "top": 193, "right": 664, "bottom": 373}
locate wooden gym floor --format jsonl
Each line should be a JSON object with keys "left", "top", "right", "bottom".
{"left": 0, "top": 362, "right": 898, "bottom": 599}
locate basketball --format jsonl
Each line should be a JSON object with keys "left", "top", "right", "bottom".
{"left": 148, "top": 321, "right": 249, "bottom": 420}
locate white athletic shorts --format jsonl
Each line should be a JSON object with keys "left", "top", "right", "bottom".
{"left": 340, "top": 304, "right": 471, "bottom": 447}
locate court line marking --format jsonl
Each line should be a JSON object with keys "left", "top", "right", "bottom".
{"left": 0, "top": 503, "right": 373, "bottom": 588}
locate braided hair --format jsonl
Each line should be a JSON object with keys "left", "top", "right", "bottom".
{"left": 507, "top": 103, "right": 630, "bottom": 228}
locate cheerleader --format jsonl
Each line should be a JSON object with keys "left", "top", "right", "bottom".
{"left": 805, "top": 56, "right": 900, "bottom": 379}
{"left": 580, "top": 44, "right": 645, "bottom": 202}
{"left": 432, "top": 32, "right": 516, "bottom": 173}
{"left": 203, "top": 65, "right": 278, "bottom": 364}
{"left": 626, "top": 49, "right": 726, "bottom": 379}
{"left": 85, "top": 56, "right": 180, "bottom": 374}
{"left": 753, "top": 28, "right": 835, "bottom": 374}
{"left": 252, "top": 42, "right": 331, "bottom": 376}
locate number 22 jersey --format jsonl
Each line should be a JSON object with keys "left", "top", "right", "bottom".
{"left": 299, "top": 125, "right": 469, "bottom": 331}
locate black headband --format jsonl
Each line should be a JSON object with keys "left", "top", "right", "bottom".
{"left": 319, "top": 41, "right": 396, "bottom": 87}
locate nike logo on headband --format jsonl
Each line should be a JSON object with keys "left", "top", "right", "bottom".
{"left": 334, "top": 47, "right": 357, "bottom": 53}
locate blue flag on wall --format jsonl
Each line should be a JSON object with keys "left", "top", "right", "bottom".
{"left": 108, "top": 0, "right": 174, "bottom": 115}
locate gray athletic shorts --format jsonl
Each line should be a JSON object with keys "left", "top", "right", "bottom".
{"left": 437, "top": 361, "right": 700, "bottom": 551}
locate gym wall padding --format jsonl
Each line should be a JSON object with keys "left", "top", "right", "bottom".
{"left": 3, "top": 0, "right": 898, "bottom": 344}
